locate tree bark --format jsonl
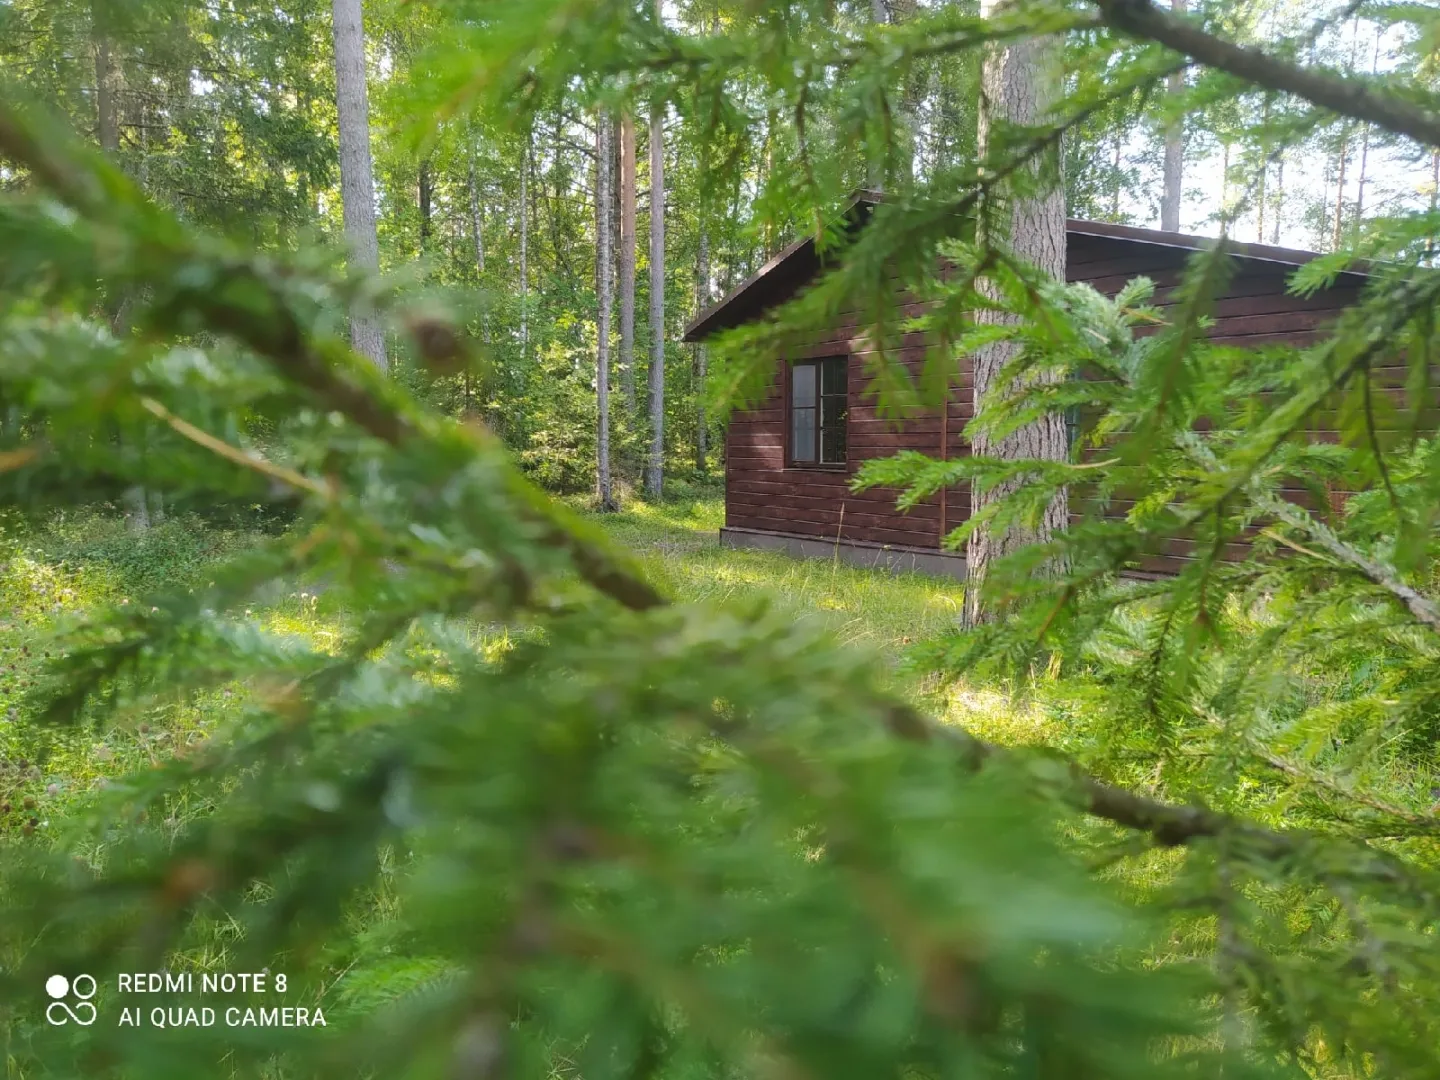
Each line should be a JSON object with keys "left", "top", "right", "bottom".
{"left": 93, "top": 13, "right": 150, "bottom": 531}
{"left": 695, "top": 225, "right": 710, "bottom": 472}
{"left": 645, "top": 15, "right": 667, "bottom": 501}
{"left": 1353, "top": 28, "right": 1381, "bottom": 232}
{"left": 520, "top": 129, "right": 530, "bottom": 366}
{"left": 619, "top": 113, "right": 638, "bottom": 410}
{"left": 468, "top": 150, "right": 489, "bottom": 338}
{"left": 419, "top": 156, "right": 434, "bottom": 256}
{"left": 596, "top": 114, "right": 616, "bottom": 511}
{"left": 1159, "top": 0, "right": 1186, "bottom": 232}
{"left": 1332, "top": 127, "right": 1350, "bottom": 249}
{"left": 964, "top": 0, "right": 1069, "bottom": 628}
{"left": 1270, "top": 155, "right": 1284, "bottom": 245}
{"left": 330, "top": 0, "right": 386, "bottom": 370}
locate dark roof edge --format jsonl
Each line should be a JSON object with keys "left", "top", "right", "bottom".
{"left": 681, "top": 189, "right": 884, "bottom": 343}
{"left": 1064, "top": 218, "right": 1375, "bottom": 275}
{"left": 682, "top": 198, "right": 1374, "bottom": 343}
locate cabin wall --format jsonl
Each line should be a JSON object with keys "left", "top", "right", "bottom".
{"left": 726, "top": 235, "right": 1373, "bottom": 572}
{"left": 725, "top": 283, "right": 971, "bottom": 551}
{"left": 1067, "top": 234, "right": 1366, "bottom": 575}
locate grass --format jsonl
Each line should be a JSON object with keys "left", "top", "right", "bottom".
{"left": 592, "top": 492, "right": 966, "bottom": 658}
{"left": 0, "top": 495, "right": 970, "bottom": 842}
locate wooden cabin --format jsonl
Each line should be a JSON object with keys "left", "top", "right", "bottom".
{"left": 682, "top": 195, "right": 1371, "bottom": 578}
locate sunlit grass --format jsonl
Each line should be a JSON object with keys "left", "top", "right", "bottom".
{"left": 593, "top": 492, "right": 966, "bottom": 658}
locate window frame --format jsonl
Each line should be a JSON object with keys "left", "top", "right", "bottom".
{"left": 786, "top": 356, "right": 849, "bottom": 470}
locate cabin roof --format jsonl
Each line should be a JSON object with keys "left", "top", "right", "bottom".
{"left": 682, "top": 193, "right": 1370, "bottom": 342}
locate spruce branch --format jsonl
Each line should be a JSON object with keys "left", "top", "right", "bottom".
{"left": 1093, "top": 0, "right": 1440, "bottom": 148}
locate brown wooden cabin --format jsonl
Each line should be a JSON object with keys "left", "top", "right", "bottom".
{"left": 682, "top": 195, "right": 1372, "bottom": 578}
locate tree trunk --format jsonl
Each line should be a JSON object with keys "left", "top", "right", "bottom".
{"left": 419, "top": 156, "right": 434, "bottom": 255}
{"left": 1256, "top": 100, "right": 1270, "bottom": 242}
{"left": 468, "top": 150, "right": 489, "bottom": 338}
{"left": 763, "top": 106, "right": 777, "bottom": 256}
{"left": 1332, "top": 127, "right": 1350, "bottom": 249}
{"left": 619, "top": 113, "right": 638, "bottom": 410}
{"left": 93, "top": 14, "right": 150, "bottom": 531}
{"left": 596, "top": 114, "right": 616, "bottom": 511}
{"left": 1353, "top": 29, "right": 1381, "bottom": 232}
{"left": 1270, "top": 155, "right": 1284, "bottom": 245}
{"left": 520, "top": 130, "right": 530, "bottom": 366}
{"left": 1159, "top": 0, "right": 1186, "bottom": 232}
{"left": 1220, "top": 141, "right": 1230, "bottom": 214}
{"left": 964, "top": 0, "right": 1069, "bottom": 628}
{"left": 889, "top": 0, "right": 920, "bottom": 181}
{"left": 1331, "top": 21, "right": 1361, "bottom": 250}
{"left": 695, "top": 225, "right": 710, "bottom": 472}
{"left": 330, "top": 0, "right": 386, "bottom": 370}
{"left": 1111, "top": 132, "right": 1123, "bottom": 220}
{"left": 467, "top": 150, "right": 489, "bottom": 420}
{"left": 645, "top": 19, "right": 667, "bottom": 501}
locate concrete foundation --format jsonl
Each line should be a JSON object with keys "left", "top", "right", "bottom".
{"left": 719, "top": 526, "right": 966, "bottom": 580}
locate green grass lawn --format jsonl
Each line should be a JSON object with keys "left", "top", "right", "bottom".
{"left": 594, "top": 493, "right": 966, "bottom": 656}
{"left": 0, "top": 496, "right": 967, "bottom": 830}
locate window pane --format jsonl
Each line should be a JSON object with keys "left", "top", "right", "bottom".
{"left": 821, "top": 357, "right": 847, "bottom": 397}
{"left": 791, "top": 363, "right": 817, "bottom": 409}
{"left": 821, "top": 420, "right": 846, "bottom": 465}
{"left": 792, "top": 407, "right": 816, "bottom": 462}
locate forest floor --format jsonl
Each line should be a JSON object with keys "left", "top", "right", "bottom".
{"left": 0, "top": 496, "right": 971, "bottom": 793}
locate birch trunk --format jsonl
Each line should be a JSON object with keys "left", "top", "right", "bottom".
{"left": 596, "top": 114, "right": 616, "bottom": 511}
{"left": 1159, "top": 0, "right": 1186, "bottom": 232}
{"left": 331, "top": 0, "right": 386, "bottom": 370}
{"left": 645, "top": 8, "right": 667, "bottom": 501}
{"left": 695, "top": 226, "right": 710, "bottom": 472}
{"left": 619, "top": 114, "right": 638, "bottom": 409}
{"left": 964, "top": 0, "right": 1069, "bottom": 627}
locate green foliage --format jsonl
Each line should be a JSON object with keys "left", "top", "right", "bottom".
{"left": 3, "top": 0, "right": 1440, "bottom": 1076}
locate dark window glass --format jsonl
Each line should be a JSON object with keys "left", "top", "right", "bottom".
{"left": 791, "top": 364, "right": 817, "bottom": 462}
{"left": 789, "top": 358, "right": 847, "bottom": 466}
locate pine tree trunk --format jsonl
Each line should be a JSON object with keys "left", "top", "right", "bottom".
{"left": 1271, "top": 157, "right": 1284, "bottom": 245}
{"left": 467, "top": 151, "right": 488, "bottom": 421}
{"left": 964, "top": 0, "right": 1069, "bottom": 628}
{"left": 1332, "top": 128, "right": 1350, "bottom": 249}
{"left": 93, "top": 13, "right": 150, "bottom": 531}
{"left": 645, "top": 20, "right": 667, "bottom": 501}
{"left": 695, "top": 226, "right": 710, "bottom": 472}
{"left": 763, "top": 107, "right": 777, "bottom": 256}
{"left": 1159, "top": 0, "right": 1186, "bottom": 232}
{"left": 520, "top": 130, "right": 530, "bottom": 366}
{"left": 1111, "top": 133, "right": 1122, "bottom": 220}
{"left": 619, "top": 113, "right": 638, "bottom": 410}
{"left": 889, "top": 0, "right": 920, "bottom": 180}
{"left": 419, "top": 156, "right": 434, "bottom": 255}
{"left": 1353, "top": 29, "right": 1381, "bottom": 232}
{"left": 1256, "top": 100, "right": 1270, "bottom": 243}
{"left": 596, "top": 114, "right": 616, "bottom": 511}
{"left": 330, "top": 0, "right": 386, "bottom": 370}
{"left": 468, "top": 151, "right": 489, "bottom": 341}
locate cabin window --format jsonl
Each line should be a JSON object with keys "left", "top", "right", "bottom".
{"left": 789, "top": 357, "right": 847, "bottom": 466}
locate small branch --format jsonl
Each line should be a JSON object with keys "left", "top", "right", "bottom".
{"left": 1258, "top": 492, "right": 1440, "bottom": 636}
{"left": 1094, "top": 0, "right": 1440, "bottom": 148}
{"left": 140, "top": 398, "right": 330, "bottom": 498}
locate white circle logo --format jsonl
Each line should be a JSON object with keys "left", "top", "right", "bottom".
{"left": 45, "top": 974, "right": 96, "bottom": 1026}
